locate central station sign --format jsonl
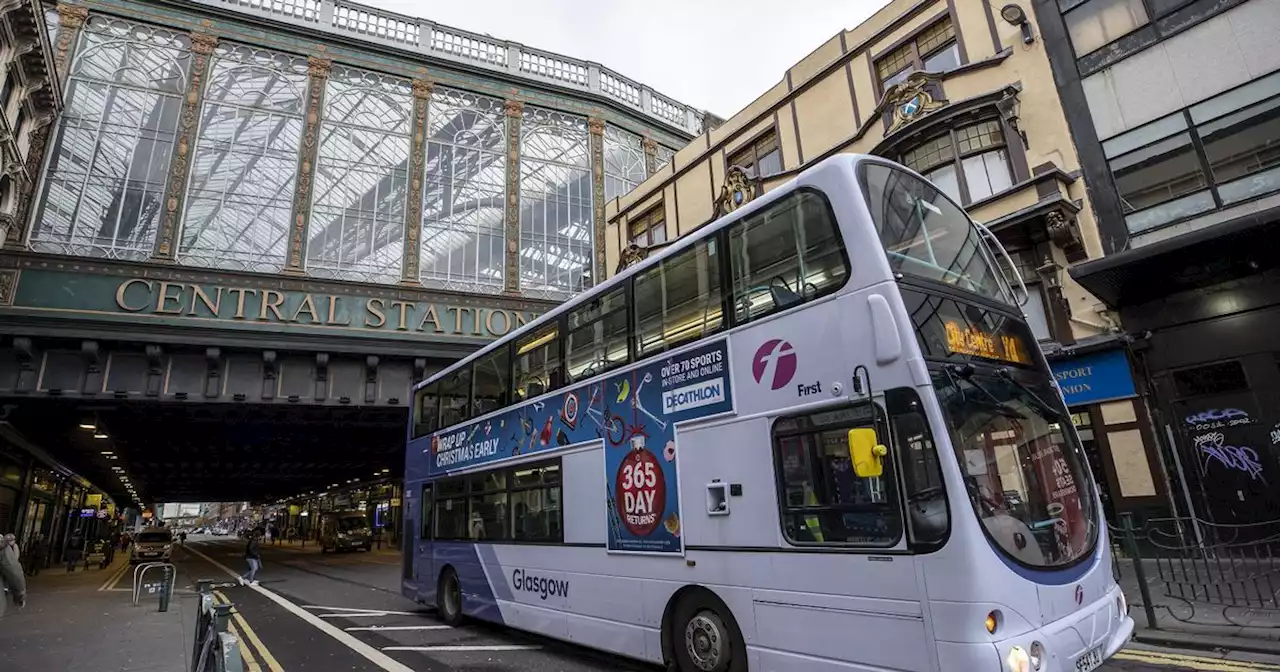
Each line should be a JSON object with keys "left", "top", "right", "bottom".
{"left": 1, "top": 267, "right": 543, "bottom": 341}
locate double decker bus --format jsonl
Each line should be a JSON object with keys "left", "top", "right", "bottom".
{"left": 403, "top": 154, "right": 1133, "bottom": 672}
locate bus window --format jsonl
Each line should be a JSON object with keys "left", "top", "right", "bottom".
{"left": 566, "top": 287, "right": 629, "bottom": 383}
{"left": 419, "top": 484, "right": 433, "bottom": 540}
{"left": 772, "top": 403, "right": 902, "bottom": 547}
{"left": 728, "top": 190, "right": 848, "bottom": 324}
{"left": 885, "top": 387, "right": 949, "bottom": 548}
{"left": 472, "top": 346, "right": 511, "bottom": 417}
{"left": 633, "top": 238, "right": 723, "bottom": 358}
{"left": 514, "top": 324, "right": 561, "bottom": 401}
{"left": 511, "top": 464, "right": 562, "bottom": 542}
{"left": 439, "top": 367, "right": 472, "bottom": 427}
{"left": 412, "top": 383, "right": 439, "bottom": 439}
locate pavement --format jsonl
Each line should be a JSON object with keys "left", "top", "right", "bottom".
{"left": 4, "top": 534, "right": 1280, "bottom": 671}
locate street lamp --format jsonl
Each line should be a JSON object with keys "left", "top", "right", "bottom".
{"left": 996, "top": 90, "right": 1029, "bottom": 149}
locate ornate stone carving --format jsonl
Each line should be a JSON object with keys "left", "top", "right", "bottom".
{"left": 503, "top": 99, "right": 523, "bottom": 293}
{"left": 641, "top": 137, "right": 658, "bottom": 176}
{"left": 8, "top": 125, "right": 49, "bottom": 246}
{"left": 615, "top": 244, "right": 649, "bottom": 275}
{"left": 712, "top": 166, "right": 759, "bottom": 218}
{"left": 1045, "top": 210, "right": 1082, "bottom": 250}
{"left": 154, "top": 32, "right": 218, "bottom": 260}
{"left": 0, "top": 268, "right": 16, "bottom": 306}
{"left": 884, "top": 71, "right": 948, "bottom": 136}
{"left": 400, "top": 78, "right": 433, "bottom": 284}
{"left": 53, "top": 5, "right": 89, "bottom": 84}
{"left": 588, "top": 117, "right": 606, "bottom": 284}
{"left": 284, "top": 58, "right": 331, "bottom": 274}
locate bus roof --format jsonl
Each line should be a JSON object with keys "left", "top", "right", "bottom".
{"left": 413, "top": 153, "right": 882, "bottom": 392}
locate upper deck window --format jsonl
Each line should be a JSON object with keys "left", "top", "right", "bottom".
{"left": 860, "top": 163, "right": 1010, "bottom": 302}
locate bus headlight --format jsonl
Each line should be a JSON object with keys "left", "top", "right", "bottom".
{"left": 1006, "top": 646, "right": 1030, "bottom": 672}
{"left": 985, "top": 610, "right": 1000, "bottom": 634}
{"left": 1028, "top": 641, "right": 1044, "bottom": 670}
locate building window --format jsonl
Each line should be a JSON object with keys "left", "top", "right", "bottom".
{"left": 307, "top": 66, "right": 413, "bottom": 284}
{"left": 900, "top": 119, "right": 1013, "bottom": 205}
{"left": 653, "top": 145, "right": 675, "bottom": 173}
{"left": 1063, "top": 0, "right": 1149, "bottom": 57}
{"left": 875, "top": 17, "right": 961, "bottom": 92}
{"left": 628, "top": 204, "right": 666, "bottom": 247}
{"left": 179, "top": 43, "right": 310, "bottom": 273}
{"left": 603, "top": 125, "right": 645, "bottom": 201}
{"left": 0, "top": 68, "right": 14, "bottom": 122}
{"left": 421, "top": 87, "right": 507, "bottom": 292}
{"left": 727, "top": 129, "right": 782, "bottom": 178}
{"left": 1103, "top": 72, "right": 1280, "bottom": 235}
{"left": 519, "top": 107, "right": 593, "bottom": 296}
{"left": 31, "top": 17, "right": 191, "bottom": 260}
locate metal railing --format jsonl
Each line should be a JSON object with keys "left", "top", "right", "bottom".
{"left": 192, "top": 580, "right": 244, "bottom": 672}
{"left": 132, "top": 561, "right": 176, "bottom": 610}
{"left": 1113, "top": 512, "right": 1280, "bottom": 631}
{"left": 187, "top": 0, "right": 705, "bottom": 135}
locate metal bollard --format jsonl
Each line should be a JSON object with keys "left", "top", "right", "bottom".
{"left": 159, "top": 564, "right": 174, "bottom": 613}
{"left": 1119, "top": 512, "right": 1159, "bottom": 630}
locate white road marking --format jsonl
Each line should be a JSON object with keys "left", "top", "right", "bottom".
{"left": 345, "top": 625, "right": 453, "bottom": 632}
{"left": 383, "top": 645, "right": 542, "bottom": 652}
{"left": 183, "top": 544, "right": 416, "bottom": 672}
{"left": 319, "top": 612, "right": 418, "bottom": 618}
{"left": 303, "top": 605, "right": 413, "bottom": 614}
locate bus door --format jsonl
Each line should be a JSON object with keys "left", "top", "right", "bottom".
{"left": 412, "top": 482, "right": 436, "bottom": 604}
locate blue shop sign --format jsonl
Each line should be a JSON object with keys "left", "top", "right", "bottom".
{"left": 1050, "top": 349, "right": 1136, "bottom": 407}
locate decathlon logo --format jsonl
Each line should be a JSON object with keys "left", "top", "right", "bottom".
{"left": 663, "top": 378, "right": 725, "bottom": 414}
{"left": 752, "top": 339, "right": 797, "bottom": 390}
{"left": 512, "top": 569, "right": 568, "bottom": 600}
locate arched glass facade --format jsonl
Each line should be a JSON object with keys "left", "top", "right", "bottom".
{"left": 603, "top": 125, "right": 645, "bottom": 202}
{"left": 179, "top": 44, "right": 309, "bottom": 273}
{"left": 307, "top": 66, "right": 413, "bottom": 284}
{"left": 420, "top": 87, "right": 506, "bottom": 292}
{"left": 519, "top": 106, "right": 593, "bottom": 296}
{"left": 30, "top": 16, "right": 190, "bottom": 259}
{"left": 27, "top": 9, "right": 691, "bottom": 296}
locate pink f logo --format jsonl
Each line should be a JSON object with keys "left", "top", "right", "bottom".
{"left": 752, "top": 339, "right": 797, "bottom": 390}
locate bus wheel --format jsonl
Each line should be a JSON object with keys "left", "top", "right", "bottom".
{"left": 437, "top": 567, "right": 464, "bottom": 626}
{"left": 673, "top": 594, "right": 745, "bottom": 672}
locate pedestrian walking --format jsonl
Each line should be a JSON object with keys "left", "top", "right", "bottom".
{"left": 238, "top": 528, "right": 262, "bottom": 586}
{"left": 0, "top": 534, "right": 27, "bottom": 615}
{"left": 65, "top": 531, "right": 84, "bottom": 573}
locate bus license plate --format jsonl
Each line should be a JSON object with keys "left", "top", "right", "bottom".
{"left": 1074, "top": 645, "right": 1104, "bottom": 672}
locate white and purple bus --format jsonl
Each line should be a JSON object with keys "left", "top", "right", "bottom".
{"left": 403, "top": 154, "right": 1133, "bottom": 672}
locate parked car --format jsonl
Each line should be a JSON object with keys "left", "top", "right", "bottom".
{"left": 317, "top": 511, "right": 372, "bottom": 553}
{"left": 130, "top": 529, "right": 174, "bottom": 564}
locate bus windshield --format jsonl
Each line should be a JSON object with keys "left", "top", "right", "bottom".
{"left": 932, "top": 366, "right": 1097, "bottom": 568}
{"left": 860, "top": 162, "right": 1012, "bottom": 302}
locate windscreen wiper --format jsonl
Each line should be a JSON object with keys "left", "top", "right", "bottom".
{"left": 944, "top": 364, "right": 1021, "bottom": 418}
{"left": 996, "top": 367, "right": 1062, "bottom": 419}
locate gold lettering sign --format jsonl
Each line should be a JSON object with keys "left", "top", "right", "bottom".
{"left": 110, "top": 279, "right": 536, "bottom": 340}
{"left": 944, "top": 321, "right": 1030, "bottom": 365}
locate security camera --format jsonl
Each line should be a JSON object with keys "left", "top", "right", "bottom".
{"left": 1001, "top": 4, "right": 1035, "bottom": 45}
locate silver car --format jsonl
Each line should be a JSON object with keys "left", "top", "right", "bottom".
{"left": 130, "top": 529, "right": 174, "bottom": 564}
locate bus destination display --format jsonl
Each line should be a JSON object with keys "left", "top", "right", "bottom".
{"left": 943, "top": 320, "right": 1031, "bottom": 365}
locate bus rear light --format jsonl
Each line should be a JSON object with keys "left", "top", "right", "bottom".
{"left": 985, "top": 610, "right": 1000, "bottom": 634}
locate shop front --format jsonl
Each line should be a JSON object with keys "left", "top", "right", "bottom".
{"left": 1047, "top": 343, "right": 1171, "bottom": 528}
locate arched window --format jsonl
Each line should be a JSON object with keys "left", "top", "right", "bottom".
{"left": 519, "top": 107, "right": 593, "bottom": 296}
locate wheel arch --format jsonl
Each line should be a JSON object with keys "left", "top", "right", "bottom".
{"left": 660, "top": 583, "right": 749, "bottom": 669}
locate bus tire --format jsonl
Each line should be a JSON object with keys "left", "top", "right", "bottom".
{"left": 437, "top": 566, "right": 464, "bottom": 626}
{"left": 670, "top": 590, "right": 747, "bottom": 672}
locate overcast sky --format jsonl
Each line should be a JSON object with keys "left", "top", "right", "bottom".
{"left": 364, "top": 0, "right": 888, "bottom": 118}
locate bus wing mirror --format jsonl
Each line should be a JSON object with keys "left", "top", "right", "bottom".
{"left": 847, "top": 428, "right": 888, "bottom": 478}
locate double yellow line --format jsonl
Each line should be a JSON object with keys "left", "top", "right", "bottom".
{"left": 211, "top": 590, "right": 286, "bottom": 672}
{"left": 97, "top": 560, "right": 131, "bottom": 591}
{"left": 1114, "top": 648, "right": 1280, "bottom": 671}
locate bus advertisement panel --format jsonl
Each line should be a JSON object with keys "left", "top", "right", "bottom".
{"left": 425, "top": 339, "right": 733, "bottom": 555}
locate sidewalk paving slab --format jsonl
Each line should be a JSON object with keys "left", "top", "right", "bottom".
{"left": 0, "top": 553, "right": 195, "bottom": 672}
